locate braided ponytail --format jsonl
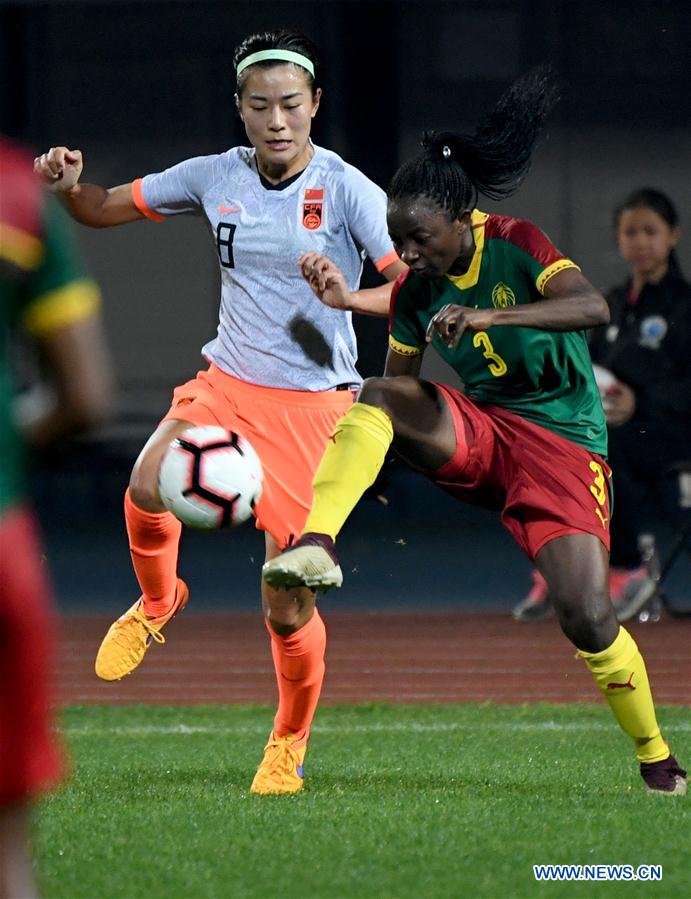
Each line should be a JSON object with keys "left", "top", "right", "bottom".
{"left": 389, "top": 66, "right": 559, "bottom": 217}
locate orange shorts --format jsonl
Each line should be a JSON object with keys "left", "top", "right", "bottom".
{"left": 162, "top": 364, "right": 354, "bottom": 547}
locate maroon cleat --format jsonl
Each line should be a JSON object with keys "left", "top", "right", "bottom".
{"left": 290, "top": 532, "right": 339, "bottom": 560}
{"left": 640, "top": 755, "right": 687, "bottom": 796}
{"left": 262, "top": 532, "right": 343, "bottom": 591}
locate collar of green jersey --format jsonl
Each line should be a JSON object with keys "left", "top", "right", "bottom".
{"left": 446, "top": 209, "right": 489, "bottom": 290}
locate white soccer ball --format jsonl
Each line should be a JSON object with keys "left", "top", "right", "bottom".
{"left": 158, "top": 426, "right": 263, "bottom": 529}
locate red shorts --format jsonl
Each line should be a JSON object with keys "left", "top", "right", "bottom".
{"left": 162, "top": 364, "right": 354, "bottom": 548}
{"left": 433, "top": 384, "right": 612, "bottom": 560}
{"left": 0, "top": 506, "right": 63, "bottom": 803}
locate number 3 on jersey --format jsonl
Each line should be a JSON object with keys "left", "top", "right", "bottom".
{"left": 472, "top": 331, "right": 508, "bottom": 377}
{"left": 589, "top": 460, "right": 609, "bottom": 529}
{"left": 217, "top": 223, "right": 236, "bottom": 269}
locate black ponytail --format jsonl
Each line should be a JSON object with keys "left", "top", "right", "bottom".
{"left": 389, "top": 66, "right": 559, "bottom": 217}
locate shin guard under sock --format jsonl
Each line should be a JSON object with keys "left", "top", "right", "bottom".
{"left": 267, "top": 609, "right": 327, "bottom": 742}
{"left": 304, "top": 403, "right": 393, "bottom": 540}
{"left": 579, "top": 626, "right": 669, "bottom": 763}
{"left": 124, "top": 488, "right": 182, "bottom": 618}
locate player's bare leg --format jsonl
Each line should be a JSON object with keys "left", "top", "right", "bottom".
{"left": 539, "top": 534, "right": 686, "bottom": 795}
{"left": 361, "top": 376, "right": 457, "bottom": 471}
{"left": 94, "top": 419, "right": 192, "bottom": 681}
{"left": 536, "top": 534, "right": 616, "bottom": 652}
{"left": 261, "top": 534, "right": 317, "bottom": 634}
{"left": 251, "top": 534, "right": 322, "bottom": 794}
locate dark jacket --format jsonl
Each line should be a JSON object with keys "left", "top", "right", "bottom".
{"left": 590, "top": 267, "right": 691, "bottom": 425}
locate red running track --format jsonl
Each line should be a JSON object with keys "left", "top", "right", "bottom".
{"left": 57, "top": 612, "right": 691, "bottom": 706}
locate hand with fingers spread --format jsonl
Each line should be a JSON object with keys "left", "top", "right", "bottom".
{"left": 299, "top": 252, "right": 353, "bottom": 310}
{"left": 33, "top": 146, "right": 83, "bottom": 193}
{"left": 425, "top": 303, "right": 497, "bottom": 348}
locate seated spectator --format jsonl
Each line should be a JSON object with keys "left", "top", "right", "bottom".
{"left": 514, "top": 188, "right": 691, "bottom": 622}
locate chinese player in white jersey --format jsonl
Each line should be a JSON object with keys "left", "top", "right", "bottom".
{"left": 34, "top": 30, "right": 406, "bottom": 794}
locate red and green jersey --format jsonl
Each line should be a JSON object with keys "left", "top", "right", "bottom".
{"left": 388, "top": 210, "right": 607, "bottom": 456}
{"left": 0, "top": 139, "right": 101, "bottom": 514}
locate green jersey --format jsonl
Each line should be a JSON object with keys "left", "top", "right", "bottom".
{"left": 0, "top": 140, "right": 101, "bottom": 514}
{"left": 388, "top": 210, "right": 607, "bottom": 456}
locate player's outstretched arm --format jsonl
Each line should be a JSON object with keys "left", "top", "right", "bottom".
{"left": 34, "top": 146, "right": 143, "bottom": 227}
{"left": 492, "top": 269, "right": 610, "bottom": 331}
{"left": 352, "top": 257, "right": 407, "bottom": 316}
{"left": 426, "top": 270, "right": 609, "bottom": 349}
{"left": 299, "top": 252, "right": 406, "bottom": 317}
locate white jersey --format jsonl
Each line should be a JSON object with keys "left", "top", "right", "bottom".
{"left": 133, "top": 144, "right": 397, "bottom": 391}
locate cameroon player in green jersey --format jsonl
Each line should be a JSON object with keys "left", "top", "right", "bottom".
{"left": 0, "top": 137, "right": 111, "bottom": 898}
{"left": 263, "top": 68, "right": 686, "bottom": 796}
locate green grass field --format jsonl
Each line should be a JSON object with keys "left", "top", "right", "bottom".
{"left": 36, "top": 704, "right": 689, "bottom": 899}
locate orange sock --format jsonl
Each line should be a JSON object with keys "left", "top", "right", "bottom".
{"left": 267, "top": 609, "right": 326, "bottom": 742}
{"left": 124, "top": 488, "right": 182, "bottom": 618}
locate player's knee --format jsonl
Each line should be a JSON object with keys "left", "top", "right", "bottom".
{"left": 553, "top": 586, "right": 616, "bottom": 650}
{"left": 262, "top": 586, "right": 315, "bottom": 635}
{"left": 359, "top": 376, "right": 389, "bottom": 407}
{"left": 128, "top": 469, "right": 163, "bottom": 512}
{"left": 359, "top": 376, "right": 415, "bottom": 415}
{"left": 263, "top": 606, "right": 303, "bottom": 636}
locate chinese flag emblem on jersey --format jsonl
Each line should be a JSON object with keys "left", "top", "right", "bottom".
{"left": 303, "top": 188, "right": 324, "bottom": 230}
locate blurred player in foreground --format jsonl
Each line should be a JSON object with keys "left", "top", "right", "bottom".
{"left": 34, "top": 30, "right": 405, "bottom": 794}
{"left": 263, "top": 70, "right": 687, "bottom": 796}
{"left": 515, "top": 188, "right": 691, "bottom": 622}
{"left": 0, "top": 139, "right": 110, "bottom": 898}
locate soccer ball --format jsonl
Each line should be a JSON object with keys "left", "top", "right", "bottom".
{"left": 158, "top": 426, "right": 263, "bottom": 529}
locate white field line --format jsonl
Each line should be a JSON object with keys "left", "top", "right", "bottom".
{"left": 61, "top": 720, "right": 691, "bottom": 737}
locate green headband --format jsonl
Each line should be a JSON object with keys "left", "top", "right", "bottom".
{"left": 236, "top": 49, "right": 315, "bottom": 79}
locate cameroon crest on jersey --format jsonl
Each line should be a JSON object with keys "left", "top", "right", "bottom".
{"left": 492, "top": 282, "right": 516, "bottom": 308}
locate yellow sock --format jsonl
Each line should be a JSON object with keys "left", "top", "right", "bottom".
{"left": 304, "top": 403, "right": 394, "bottom": 540}
{"left": 579, "top": 627, "right": 669, "bottom": 763}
